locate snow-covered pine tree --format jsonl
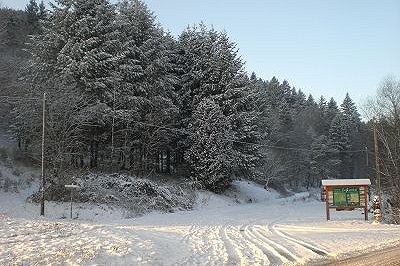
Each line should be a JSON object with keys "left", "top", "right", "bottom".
{"left": 115, "top": 0, "right": 154, "bottom": 171}
{"left": 340, "top": 93, "right": 363, "bottom": 178}
{"left": 315, "top": 96, "right": 327, "bottom": 134}
{"left": 117, "top": 0, "right": 180, "bottom": 173}
{"left": 184, "top": 98, "right": 234, "bottom": 192}
{"left": 25, "top": 0, "right": 122, "bottom": 169}
{"left": 328, "top": 114, "right": 352, "bottom": 178}
{"left": 341, "top": 93, "right": 361, "bottom": 133}
{"left": 325, "top": 98, "right": 340, "bottom": 131}
{"left": 25, "top": 0, "right": 46, "bottom": 34}
{"left": 290, "top": 93, "right": 321, "bottom": 187}
{"left": 179, "top": 24, "right": 262, "bottom": 182}
{"left": 294, "top": 89, "right": 307, "bottom": 107}
{"left": 179, "top": 25, "right": 238, "bottom": 107}
{"left": 38, "top": 1, "right": 46, "bottom": 20}
{"left": 306, "top": 94, "right": 316, "bottom": 107}
{"left": 318, "top": 96, "right": 326, "bottom": 111}
{"left": 25, "top": 0, "right": 39, "bottom": 27}
{"left": 265, "top": 78, "right": 300, "bottom": 183}
{"left": 310, "top": 135, "right": 339, "bottom": 183}
{"left": 213, "top": 32, "right": 263, "bottom": 179}
{"left": 223, "top": 74, "right": 264, "bottom": 179}
{"left": 117, "top": 0, "right": 179, "bottom": 172}
{"left": 54, "top": 0, "right": 120, "bottom": 103}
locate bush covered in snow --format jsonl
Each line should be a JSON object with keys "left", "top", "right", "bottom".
{"left": 33, "top": 173, "right": 197, "bottom": 217}
{"left": 0, "top": 158, "right": 36, "bottom": 193}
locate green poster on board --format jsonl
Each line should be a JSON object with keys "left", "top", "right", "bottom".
{"left": 333, "top": 187, "right": 360, "bottom": 207}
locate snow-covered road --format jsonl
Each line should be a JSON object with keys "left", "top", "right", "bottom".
{"left": 2, "top": 193, "right": 400, "bottom": 266}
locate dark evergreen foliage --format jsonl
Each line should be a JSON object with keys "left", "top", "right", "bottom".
{"left": 1, "top": 0, "right": 370, "bottom": 193}
{"left": 185, "top": 99, "right": 233, "bottom": 192}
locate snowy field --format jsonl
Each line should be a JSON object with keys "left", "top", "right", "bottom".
{"left": 1, "top": 181, "right": 400, "bottom": 266}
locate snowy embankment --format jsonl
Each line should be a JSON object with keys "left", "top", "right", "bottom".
{"left": 1, "top": 176, "right": 400, "bottom": 265}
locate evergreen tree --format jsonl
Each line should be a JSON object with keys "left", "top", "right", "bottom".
{"left": 25, "top": 0, "right": 44, "bottom": 33}
{"left": 38, "top": 1, "right": 47, "bottom": 20}
{"left": 328, "top": 114, "right": 352, "bottom": 177}
{"left": 25, "top": 0, "right": 38, "bottom": 22}
{"left": 318, "top": 96, "right": 326, "bottom": 112}
{"left": 55, "top": 0, "right": 120, "bottom": 103}
{"left": 116, "top": 0, "right": 179, "bottom": 171}
{"left": 179, "top": 24, "right": 260, "bottom": 181}
{"left": 341, "top": 93, "right": 361, "bottom": 132}
{"left": 295, "top": 89, "right": 307, "bottom": 107}
{"left": 313, "top": 96, "right": 327, "bottom": 135}
{"left": 250, "top": 72, "right": 257, "bottom": 82}
{"left": 185, "top": 99, "right": 234, "bottom": 192}
{"left": 2, "top": 9, "right": 26, "bottom": 57}
{"left": 306, "top": 94, "right": 316, "bottom": 107}
{"left": 25, "top": 0, "right": 122, "bottom": 169}
{"left": 2, "top": 0, "right": 373, "bottom": 193}
{"left": 310, "top": 135, "right": 340, "bottom": 182}
{"left": 326, "top": 98, "right": 339, "bottom": 123}
{"left": 340, "top": 93, "right": 363, "bottom": 178}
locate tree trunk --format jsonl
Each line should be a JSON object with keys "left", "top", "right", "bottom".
{"left": 129, "top": 146, "right": 135, "bottom": 171}
{"left": 80, "top": 152, "right": 84, "bottom": 168}
{"left": 90, "top": 141, "right": 94, "bottom": 168}
{"left": 94, "top": 140, "right": 98, "bottom": 168}
{"left": 166, "top": 149, "right": 171, "bottom": 174}
{"left": 159, "top": 150, "right": 163, "bottom": 173}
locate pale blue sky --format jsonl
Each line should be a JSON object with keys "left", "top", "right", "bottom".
{"left": 4, "top": 0, "right": 400, "bottom": 105}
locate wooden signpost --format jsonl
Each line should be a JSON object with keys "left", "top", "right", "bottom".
{"left": 321, "top": 179, "right": 371, "bottom": 221}
{"left": 65, "top": 184, "right": 80, "bottom": 219}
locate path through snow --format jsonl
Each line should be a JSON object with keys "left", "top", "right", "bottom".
{"left": 1, "top": 189, "right": 400, "bottom": 265}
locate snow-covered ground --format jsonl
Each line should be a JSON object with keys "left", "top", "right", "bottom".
{"left": 1, "top": 180, "right": 400, "bottom": 265}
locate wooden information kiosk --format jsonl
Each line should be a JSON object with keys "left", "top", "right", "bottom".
{"left": 321, "top": 179, "right": 371, "bottom": 221}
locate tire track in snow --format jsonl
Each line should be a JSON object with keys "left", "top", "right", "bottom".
{"left": 179, "top": 225, "right": 227, "bottom": 266}
{"left": 131, "top": 226, "right": 187, "bottom": 265}
{"left": 240, "top": 224, "right": 290, "bottom": 265}
{"left": 207, "top": 225, "right": 229, "bottom": 265}
{"left": 182, "top": 225, "right": 210, "bottom": 265}
{"left": 181, "top": 224, "right": 196, "bottom": 243}
{"left": 251, "top": 225, "right": 299, "bottom": 262}
{"left": 270, "top": 224, "right": 330, "bottom": 257}
{"left": 254, "top": 224, "right": 316, "bottom": 260}
{"left": 224, "top": 225, "right": 270, "bottom": 265}
{"left": 219, "top": 225, "right": 244, "bottom": 265}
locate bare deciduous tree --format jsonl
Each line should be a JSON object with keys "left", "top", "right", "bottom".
{"left": 363, "top": 75, "right": 400, "bottom": 223}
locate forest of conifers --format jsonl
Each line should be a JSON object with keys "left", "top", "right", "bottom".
{"left": 0, "top": 0, "right": 398, "bottom": 216}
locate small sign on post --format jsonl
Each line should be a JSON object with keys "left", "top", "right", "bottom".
{"left": 65, "top": 184, "right": 80, "bottom": 219}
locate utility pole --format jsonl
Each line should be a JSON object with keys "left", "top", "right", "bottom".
{"left": 40, "top": 92, "right": 46, "bottom": 216}
{"left": 373, "top": 120, "right": 382, "bottom": 222}
{"left": 111, "top": 90, "right": 115, "bottom": 171}
{"left": 365, "top": 146, "right": 369, "bottom": 195}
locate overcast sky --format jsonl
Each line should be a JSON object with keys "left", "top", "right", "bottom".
{"left": 3, "top": 0, "right": 400, "bottom": 106}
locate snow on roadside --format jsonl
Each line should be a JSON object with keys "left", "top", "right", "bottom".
{"left": 230, "top": 180, "right": 280, "bottom": 203}
{"left": 194, "top": 180, "right": 280, "bottom": 210}
{"left": 1, "top": 179, "right": 400, "bottom": 265}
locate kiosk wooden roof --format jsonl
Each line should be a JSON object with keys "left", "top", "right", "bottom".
{"left": 321, "top": 179, "right": 371, "bottom": 187}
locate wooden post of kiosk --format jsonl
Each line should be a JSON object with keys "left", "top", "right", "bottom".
{"left": 325, "top": 187, "right": 330, "bottom": 220}
{"left": 321, "top": 179, "right": 371, "bottom": 221}
{"left": 364, "top": 185, "right": 368, "bottom": 221}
